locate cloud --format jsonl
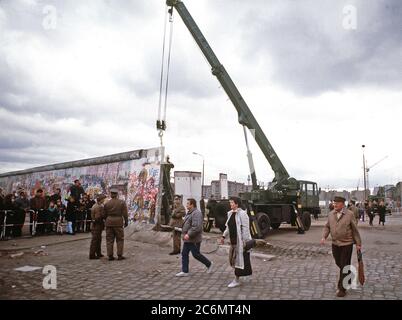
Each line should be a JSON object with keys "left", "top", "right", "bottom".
{"left": 0, "top": 0, "right": 401, "bottom": 190}
{"left": 235, "top": 0, "right": 402, "bottom": 95}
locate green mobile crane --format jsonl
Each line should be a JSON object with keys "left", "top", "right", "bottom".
{"left": 166, "top": 0, "right": 320, "bottom": 238}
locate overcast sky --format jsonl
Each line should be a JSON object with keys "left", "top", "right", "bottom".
{"left": 0, "top": 0, "right": 401, "bottom": 190}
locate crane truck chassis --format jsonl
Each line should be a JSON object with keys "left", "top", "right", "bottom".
{"left": 165, "top": 0, "right": 321, "bottom": 238}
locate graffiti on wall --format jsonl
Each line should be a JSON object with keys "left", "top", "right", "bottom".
{"left": 0, "top": 148, "right": 163, "bottom": 222}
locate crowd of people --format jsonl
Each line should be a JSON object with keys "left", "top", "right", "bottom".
{"left": 0, "top": 180, "right": 96, "bottom": 239}
{"left": 328, "top": 199, "right": 389, "bottom": 226}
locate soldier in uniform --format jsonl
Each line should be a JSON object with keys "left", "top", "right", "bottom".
{"left": 89, "top": 194, "right": 107, "bottom": 259}
{"left": 104, "top": 188, "right": 128, "bottom": 261}
{"left": 349, "top": 200, "right": 360, "bottom": 225}
{"left": 200, "top": 196, "right": 206, "bottom": 217}
{"left": 168, "top": 195, "right": 186, "bottom": 255}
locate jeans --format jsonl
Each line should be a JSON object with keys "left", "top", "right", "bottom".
{"left": 66, "top": 221, "right": 73, "bottom": 234}
{"left": 181, "top": 242, "right": 211, "bottom": 273}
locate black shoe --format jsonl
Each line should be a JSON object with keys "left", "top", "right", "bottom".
{"left": 117, "top": 256, "right": 126, "bottom": 260}
{"left": 169, "top": 251, "right": 180, "bottom": 255}
{"left": 336, "top": 290, "right": 347, "bottom": 297}
{"left": 108, "top": 256, "right": 115, "bottom": 261}
{"left": 97, "top": 254, "right": 104, "bottom": 258}
{"left": 89, "top": 256, "right": 100, "bottom": 260}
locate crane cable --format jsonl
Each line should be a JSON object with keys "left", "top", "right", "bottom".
{"left": 156, "top": 6, "right": 174, "bottom": 146}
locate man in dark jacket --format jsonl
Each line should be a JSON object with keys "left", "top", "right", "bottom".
{"left": 200, "top": 196, "right": 206, "bottom": 217}
{"left": 30, "top": 189, "right": 47, "bottom": 210}
{"left": 206, "top": 195, "right": 217, "bottom": 218}
{"left": 14, "top": 191, "right": 29, "bottom": 237}
{"left": 104, "top": 188, "right": 128, "bottom": 261}
{"left": 175, "top": 198, "right": 213, "bottom": 277}
{"left": 50, "top": 188, "right": 62, "bottom": 203}
{"left": 70, "top": 180, "right": 85, "bottom": 202}
{"left": 65, "top": 196, "right": 77, "bottom": 235}
{"left": 83, "top": 194, "right": 95, "bottom": 232}
{"left": 378, "top": 200, "right": 386, "bottom": 226}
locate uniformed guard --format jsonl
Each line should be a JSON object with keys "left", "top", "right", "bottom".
{"left": 168, "top": 195, "right": 185, "bottom": 255}
{"left": 89, "top": 194, "right": 107, "bottom": 259}
{"left": 104, "top": 188, "right": 128, "bottom": 261}
{"left": 349, "top": 200, "right": 360, "bottom": 225}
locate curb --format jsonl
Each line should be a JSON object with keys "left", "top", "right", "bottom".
{"left": 0, "top": 235, "right": 92, "bottom": 253}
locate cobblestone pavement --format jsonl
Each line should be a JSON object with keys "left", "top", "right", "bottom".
{"left": 1, "top": 215, "right": 401, "bottom": 300}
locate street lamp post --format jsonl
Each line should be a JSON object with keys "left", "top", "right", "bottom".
{"left": 362, "top": 145, "right": 367, "bottom": 202}
{"left": 193, "top": 152, "right": 205, "bottom": 198}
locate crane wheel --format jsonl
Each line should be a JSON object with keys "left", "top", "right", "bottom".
{"left": 302, "top": 211, "right": 311, "bottom": 231}
{"left": 256, "top": 212, "right": 271, "bottom": 237}
{"left": 271, "top": 223, "right": 281, "bottom": 230}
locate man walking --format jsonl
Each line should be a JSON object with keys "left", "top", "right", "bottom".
{"left": 169, "top": 195, "right": 185, "bottom": 255}
{"left": 321, "top": 196, "right": 362, "bottom": 297}
{"left": 104, "top": 188, "right": 128, "bottom": 261}
{"left": 378, "top": 200, "right": 386, "bottom": 226}
{"left": 175, "top": 198, "right": 213, "bottom": 277}
{"left": 29, "top": 189, "right": 47, "bottom": 234}
{"left": 89, "top": 194, "right": 107, "bottom": 259}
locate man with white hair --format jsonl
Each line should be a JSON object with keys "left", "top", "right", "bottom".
{"left": 321, "top": 196, "right": 362, "bottom": 297}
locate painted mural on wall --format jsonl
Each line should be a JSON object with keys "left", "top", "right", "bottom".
{"left": 0, "top": 148, "right": 163, "bottom": 222}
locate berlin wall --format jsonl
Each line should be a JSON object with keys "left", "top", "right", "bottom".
{"left": 0, "top": 147, "right": 164, "bottom": 223}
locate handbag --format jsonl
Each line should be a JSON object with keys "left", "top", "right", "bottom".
{"left": 357, "top": 249, "right": 365, "bottom": 286}
{"left": 244, "top": 239, "right": 256, "bottom": 251}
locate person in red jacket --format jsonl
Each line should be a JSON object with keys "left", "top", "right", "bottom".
{"left": 29, "top": 189, "right": 47, "bottom": 234}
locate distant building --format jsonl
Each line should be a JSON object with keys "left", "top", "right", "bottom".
{"left": 202, "top": 185, "right": 212, "bottom": 199}
{"left": 395, "top": 182, "right": 402, "bottom": 208}
{"left": 174, "top": 171, "right": 202, "bottom": 206}
{"left": 350, "top": 189, "right": 370, "bottom": 202}
{"left": 319, "top": 190, "right": 351, "bottom": 207}
{"left": 219, "top": 173, "right": 228, "bottom": 199}
{"left": 384, "top": 184, "right": 396, "bottom": 200}
{"left": 395, "top": 182, "right": 402, "bottom": 202}
{"left": 204, "top": 173, "right": 251, "bottom": 200}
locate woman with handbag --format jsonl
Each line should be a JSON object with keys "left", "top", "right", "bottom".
{"left": 220, "top": 196, "right": 253, "bottom": 288}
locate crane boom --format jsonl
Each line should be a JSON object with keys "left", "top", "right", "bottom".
{"left": 166, "top": 0, "right": 290, "bottom": 188}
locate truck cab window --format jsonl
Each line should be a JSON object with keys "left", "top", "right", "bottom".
{"left": 307, "top": 184, "right": 314, "bottom": 196}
